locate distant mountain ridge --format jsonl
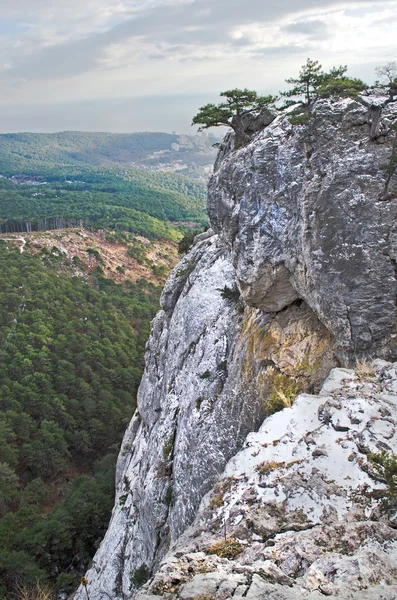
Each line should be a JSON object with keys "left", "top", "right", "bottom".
{"left": 0, "top": 131, "right": 220, "bottom": 179}
{"left": 0, "top": 131, "right": 177, "bottom": 169}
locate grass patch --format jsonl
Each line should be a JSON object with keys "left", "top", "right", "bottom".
{"left": 289, "top": 113, "right": 311, "bottom": 126}
{"left": 207, "top": 537, "right": 243, "bottom": 559}
{"left": 17, "top": 584, "right": 54, "bottom": 600}
{"left": 355, "top": 358, "right": 375, "bottom": 380}
{"left": 256, "top": 460, "right": 285, "bottom": 475}
{"left": 209, "top": 477, "right": 236, "bottom": 509}
{"left": 266, "top": 370, "right": 301, "bottom": 415}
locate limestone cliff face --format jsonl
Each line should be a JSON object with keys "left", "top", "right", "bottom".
{"left": 208, "top": 96, "right": 397, "bottom": 361}
{"left": 75, "top": 94, "right": 397, "bottom": 600}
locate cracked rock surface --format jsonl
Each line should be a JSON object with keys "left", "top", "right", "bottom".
{"left": 208, "top": 96, "right": 397, "bottom": 360}
{"left": 135, "top": 362, "right": 397, "bottom": 599}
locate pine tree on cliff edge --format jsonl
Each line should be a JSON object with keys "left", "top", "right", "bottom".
{"left": 192, "top": 88, "right": 277, "bottom": 146}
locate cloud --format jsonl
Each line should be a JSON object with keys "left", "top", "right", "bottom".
{"left": 2, "top": 0, "right": 390, "bottom": 83}
{"left": 0, "top": 0, "right": 396, "bottom": 131}
{"left": 283, "top": 19, "right": 330, "bottom": 39}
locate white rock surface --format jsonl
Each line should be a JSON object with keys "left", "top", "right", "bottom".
{"left": 136, "top": 362, "right": 397, "bottom": 599}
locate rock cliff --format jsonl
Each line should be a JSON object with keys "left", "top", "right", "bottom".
{"left": 75, "top": 93, "right": 397, "bottom": 599}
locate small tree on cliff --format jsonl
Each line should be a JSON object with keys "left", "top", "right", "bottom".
{"left": 375, "top": 62, "right": 397, "bottom": 102}
{"left": 192, "top": 88, "right": 277, "bottom": 144}
{"left": 282, "top": 59, "right": 367, "bottom": 106}
{"left": 282, "top": 58, "right": 324, "bottom": 106}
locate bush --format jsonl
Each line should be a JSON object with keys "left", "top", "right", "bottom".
{"left": 131, "top": 564, "right": 151, "bottom": 588}
{"left": 207, "top": 537, "right": 243, "bottom": 559}
{"left": 368, "top": 450, "right": 397, "bottom": 498}
{"left": 218, "top": 285, "right": 240, "bottom": 302}
{"left": 289, "top": 113, "right": 311, "bottom": 126}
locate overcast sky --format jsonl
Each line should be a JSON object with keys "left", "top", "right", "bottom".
{"left": 0, "top": 0, "right": 396, "bottom": 133}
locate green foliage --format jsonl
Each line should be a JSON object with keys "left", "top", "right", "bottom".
{"left": 317, "top": 76, "right": 367, "bottom": 99}
{"left": 289, "top": 113, "right": 311, "bottom": 126}
{"left": 192, "top": 88, "right": 276, "bottom": 132}
{"left": 368, "top": 450, "right": 397, "bottom": 497}
{"left": 0, "top": 145, "right": 208, "bottom": 240}
{"left": 0, "top": 131, "right": 176, "bottom": 168}
{"left": 282, "top": 59, "right": 367, "bottom": 106}
{"left": 282, "top": 58, "right": 324, "bottom": 105}
{"left": 0, "top": 245, "right": 163, "bottom": 597}
{"left": 178, "top": 229, "right": 201, "bottom": 254}
{"left": 127, "top": 239, "right": 147, "bottom": 263}
{"left": 163, "top": 485, "right": 173, "bottom": 507}
{"left": 131, "top": 564, "right": 151, "bottom": 588}
{"left": 218, "top": 285, "right": 240, "bottom": 302}
{"left": 199, "top": 370, "right": 211, "bottom": 380}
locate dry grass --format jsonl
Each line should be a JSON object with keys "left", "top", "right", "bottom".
{"left": 256, "top": 460, "right": 286, "bottom": 475}
{"left": 193, "top": 596, "right": 216, "bottom": 600}
{"left": 209, "top": 477, "right": 236, "bottom": 509}
{"left": 355, "top": 358, "right": 375, "bottom": 380}
{"left": 207, "top": 537, "right": 243, "bottom": 559}
{"left": 266, "top": 370, "right": 301, "bottom": 415}
{"left": 17, "top": 584, "right": 54, "bottom": 600}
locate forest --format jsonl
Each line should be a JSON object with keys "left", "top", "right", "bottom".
{"left": 0, "top": 242, "right": 165, "bottom": 598}
{"left": 0, "top": 165, "right": 207, "bottom": 239}
{"left": 0, "top": 132, "right": 178, "bottom": 169}
{"left": 0, "top": 126, "right": 207, "bottom": 598}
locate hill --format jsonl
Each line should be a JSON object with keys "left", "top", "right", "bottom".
{"left": 0, "top": 131, "right": 220, "bottom": 179}
{"left": 0, "top": 165, "right": 207, "bottom": 239}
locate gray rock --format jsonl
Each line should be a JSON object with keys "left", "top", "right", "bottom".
{"left": 208, "top": 96, "right": 397, "bottom": 361}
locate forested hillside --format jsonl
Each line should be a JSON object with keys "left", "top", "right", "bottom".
{"left": 0, "top": 131, "right": 220, "bottom": 180}
{"left": 0, "top": 129, "right": 205, "bottom": 598}
{"left": 0, "top": 132, "right": 176, "bottom": 169}
{"left": 0, "top": 165, "right": 207, "bottom": 238}
{"left": 0, "top": 240, "right": 166, "bottom": 598}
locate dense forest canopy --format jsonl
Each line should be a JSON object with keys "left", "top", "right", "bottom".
{"left": 0, "top": 132, "right": 178, "bottom": 168}
{"left": 0, "top": 165, "right": 207, "bottom": 239}
{"left": 0, "top": 243, "right": 163, "bottom": 597}
{"left": 0, "top": 125, "right": 207, "bottom": 597}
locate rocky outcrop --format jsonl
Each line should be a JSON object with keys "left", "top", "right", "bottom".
{"left": 134, "top": 361, "right": 397, "bottom": 599}
{"left": 76, "top": 231, "right": 333, "bottom": 600}
{"left": 209, "top": 95, "right": 397, "bottom": 361}
{"left": 75, "top": 94, "right": 397, "bottom": 599}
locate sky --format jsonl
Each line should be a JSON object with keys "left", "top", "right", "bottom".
{"left": 0, "top": 0, "right": 396, "bottom": 133}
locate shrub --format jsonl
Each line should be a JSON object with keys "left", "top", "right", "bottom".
{"left": 218, "top": 285, "right": 240, "bottom": 302}
{"left": 131, "top": 564, "right": 150, "bottom": 588}
{"left": 178, "top": 231, "right": 197, "bottom": 255}
{"left": 256, "top": 460, "right": 285, "bottom": 475}
{"left": 163, "top": 486, "right": 173, "bottom": 507}
{"left": 199, "top": 370, "right": 211, "bottom": 380}
{"left": 289, "top": 113, "right": 311, "bottom": 126}
{"left": 207, "top": 537, "right": 243, "bottom": 559}
{"left": 368, "top": 450, "right": 397, "bottom": 498}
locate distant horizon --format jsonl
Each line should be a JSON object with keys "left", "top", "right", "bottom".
{"left": 0, "top": 128, "right": 213, "bottom": 137}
